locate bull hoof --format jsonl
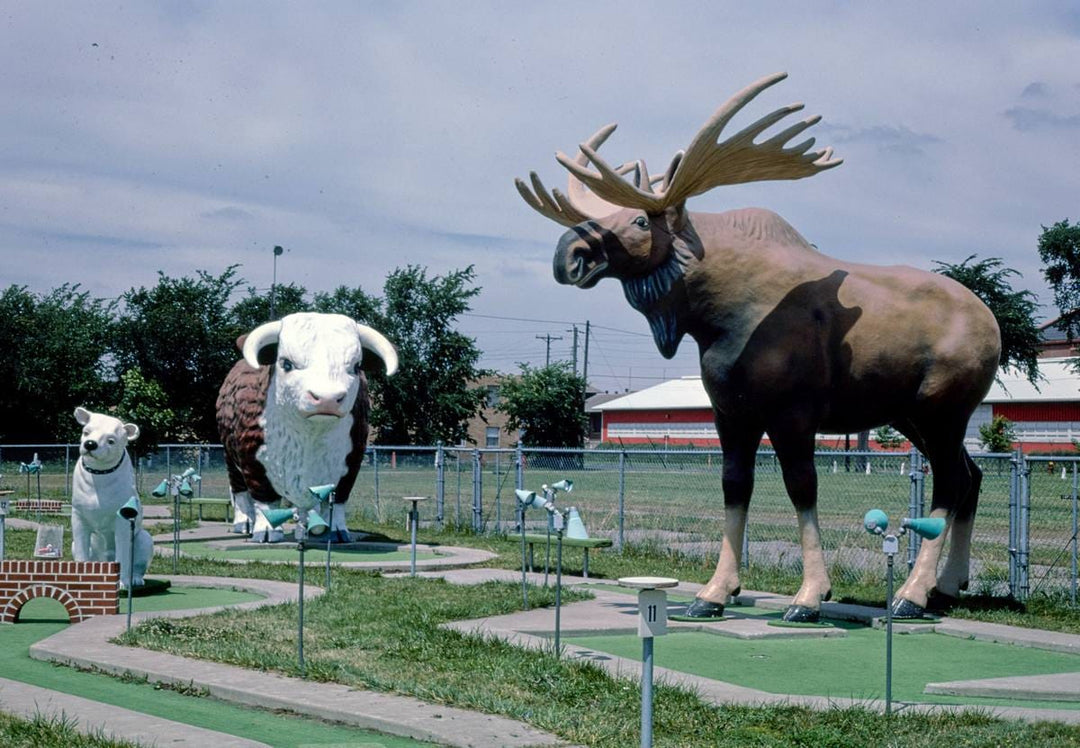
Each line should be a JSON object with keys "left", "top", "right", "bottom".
{"left": 782, "top": 605, "right": 821, "bottom": 623}
{"left": 327, "top": 529, "right": 352, "bottom": 544}
{"left": 926, "top": 589, "right": 959, "bottom": 613}
{"left": 681, "top": 598, "right": 726, "bottom": 620}
{"left": 230, "top": 523, "right": 250, "bottom": 535}
{"left": 248, "top": 529, "right": 285, "bottom": 544}
{"left": 891, "top": 597, "right": 926, "bottom": 619}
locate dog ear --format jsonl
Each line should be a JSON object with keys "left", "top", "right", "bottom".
{"left": 124, "top": 423, "right": 140, "bottom": 442}
{"left": 74, "top": 407, "right": 91, "bottom": 426}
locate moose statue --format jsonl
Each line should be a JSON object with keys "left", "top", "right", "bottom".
{"left": 516, "top": 72, "right": 1001, "bottom": 622}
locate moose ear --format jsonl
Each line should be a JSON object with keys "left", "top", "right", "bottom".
{"left": 665, "top": 204, "right": 689, "bottom": 234}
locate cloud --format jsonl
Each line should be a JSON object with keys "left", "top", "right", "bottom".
{"left": 1004, "top": 106, "right": 1080, "bottom": 132}
{"left": 201, "top": 206, "right": 257, "bottom": 222}
{"left": 1021, "top": 81, "right": 1051, "bottom": 99}
{"left": 817, "top": 123, "right": 943, "bottom": 156}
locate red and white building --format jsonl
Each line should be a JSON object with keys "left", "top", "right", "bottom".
{"left": 593, "top": 358, "right": 1080, "bottom": 453}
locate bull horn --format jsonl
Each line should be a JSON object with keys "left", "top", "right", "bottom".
{"left": 242, "top": 320, "right": 283, "bottom": 368}
{"left": 356, "top": 323, "right": 399, "bottom": 376}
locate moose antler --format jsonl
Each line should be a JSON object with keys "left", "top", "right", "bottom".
{"left": 516, "top": 72, "right": 842, "bottom": 224}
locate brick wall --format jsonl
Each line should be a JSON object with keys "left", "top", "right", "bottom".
{"left": 0, "top": 560, "right": 119, "bottom": 623}
{"left": 13, "top": 499, "right": 65, "bottom": 514}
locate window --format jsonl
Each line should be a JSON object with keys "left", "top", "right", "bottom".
{"left": 485, "top": 427, "right": 500, "bottom": 448}
{"left": 486, "top": 385, "right": 500, "bottom": 408}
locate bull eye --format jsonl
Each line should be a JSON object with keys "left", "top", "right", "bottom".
{"left": 280, "top": 358, "right": 295, "bottom": 373}
{"left": 634, "top": 216, "right": 649, "bottom": 230}
{"left": 352, "top": 361, "right": 363, "bottom": 375}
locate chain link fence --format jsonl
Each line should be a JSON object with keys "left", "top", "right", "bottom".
{"left": 3, "top": 442, "right": 1075, "bottom": 603}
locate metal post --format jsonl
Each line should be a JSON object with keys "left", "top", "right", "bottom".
{"left": 372, "top": 448, "right": 381, "bottom": 522}
{"left": 172, "top": 482, "right": 180, "bottom": 574}
{"left": 125, "top": 518, "right": 136, "bottom": 632}
{"left": 435, "top": 444, "right": 445, "bottom": 526}
{"left": 298, "top": 538, "right": 306, "bottom": 676}
{"left": 618, "top": 451, "right": 627, "bottom": 551}
{"left": 520, "top": 504, "right": 529, "bottom": 610}
{"left": 1009, "top": 450, "right": 1019, "bottom": 598}
{"left": 409, "top": 500, "right": 419, "bottom": 577}
{"left": 472, "top": 449, "right": 482, "bottom": 533}
{"left": 1020, "top": 456, "right": 1031, "bottom": 601}
{"left": 1073, "top": 462, "right": 1078, "bottom": 607}
{"left": 885, "top": 551, "right": 894, "bottom": 716}
{"left": 555, "top": 527, "right": 564, "bottom": 655}
{"left": 64, "top": 445, "right": 71, "bottom": 496}
{"left": 907, "top": 449, "right": 923, "bottom": 570}
{"left": 641, "top": 636, "right": 654, "bottom": 748}
{"left": 515, "top": 441, "right": 524, "bottom": 491}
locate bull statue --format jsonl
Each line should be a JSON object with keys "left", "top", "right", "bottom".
{"left": 516, "top": 72, "right": 1001, "bottom": 622}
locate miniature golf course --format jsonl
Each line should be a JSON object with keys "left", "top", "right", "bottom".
{"left": 1, "top": 590, "right": 437, "bottom": 747}
{"left": 567, "top": 588, "right": 1080, "bottom": 711}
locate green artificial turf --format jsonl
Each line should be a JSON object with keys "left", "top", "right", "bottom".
{"left": 567, "top": 625, "right": 1080, "bottom": 710}
{"left": 174, "top": 540, "right": 436, "bottom": 564}
{"left": 1, "top": 595, "right": 437, "bottom": 747}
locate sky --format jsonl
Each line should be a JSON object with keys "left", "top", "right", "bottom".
{"left": 2, "top": 3, "right": 1079, "bottom": 393}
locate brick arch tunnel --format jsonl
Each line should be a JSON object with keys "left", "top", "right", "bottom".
{"left": 0, "top": 561, "right": 119, "bottom": 624}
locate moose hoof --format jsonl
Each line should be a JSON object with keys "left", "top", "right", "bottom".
{"left": 681, "top": 598, "right": 726, "bottom": 620}
{"left": 782, "top": 605, "right": 821, "bottom": 623}
{"left": 891, "top": 597, "right": 926, "bottom": 619}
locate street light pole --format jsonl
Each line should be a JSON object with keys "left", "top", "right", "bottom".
{"left": 270, "top": 245, "right": 284, "bottom": 320}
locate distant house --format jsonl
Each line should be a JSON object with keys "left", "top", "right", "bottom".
{"left": 463, "top": 374, "right": 518, "bottom": 448}
{"left": 594, "top": 360, "right": 1080, "bottom": 453}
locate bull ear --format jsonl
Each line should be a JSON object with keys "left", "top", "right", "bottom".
{"left": 124, "top": 423, "right": 140, "bottom": 442}
{"left": 74, "top": 406, "right": 91, "bottom": 425}
{"left": 242, "top": 321, "right": 283, "bottom": 368}
{"left": 355, "top": 324, "right": 399, "bottom": 376}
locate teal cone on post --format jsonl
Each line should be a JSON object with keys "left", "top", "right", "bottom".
{"left": 305, "top": 509, "right": 329, "bottom": 537}
{"left": 261, "top": 507, "right": 295, "bottom": 528}
{"left": 566, "top": 507, "right": 589, "bottom": 540}
{"left": 863, "top": 509, "right": 889, "bottom": 534}
{"left": 151, "top": 480, "right": 168, "bottom": 498}
{"left": 515, "top": 489, "right": 547, "bottom": 510}
{"left": 118, "top": 496, "right": 141, "bottom": 520}
{"left": 308, "top": 484, "right": 335, "bottom": 502}
{"left": 179, "top": 478, "right": 194, "bottom": 497}
{"left": 551, "top": 479, "right": 573, "bottom": 493}
{"left": 901, "top": 516, "right": 946, "bottom": 540}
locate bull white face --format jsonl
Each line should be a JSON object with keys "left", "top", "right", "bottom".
{"left": 242, "top": 313, "right": 398, "bottom": 425}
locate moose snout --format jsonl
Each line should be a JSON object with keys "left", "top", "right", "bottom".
{"left": 555, "top": 227, "right": 608, "bottom": 288}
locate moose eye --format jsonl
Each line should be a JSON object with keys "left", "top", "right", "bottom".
{"left": 280, "top": 358, "right": 295, "bottom": 372}
{"left": 633, "top": 216, "right": 649, "bottom": 229}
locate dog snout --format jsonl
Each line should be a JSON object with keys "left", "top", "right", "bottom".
{"left": 82, "top": 439, "right": 98, "bottom": 452}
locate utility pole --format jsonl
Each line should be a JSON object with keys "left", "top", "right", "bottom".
{"left": 270, "top": 245, "right": 284, "bottom": 320}
{"left": 536, "top": 334, "right": 562, "bottom": 365}
{"left": 582, "top": 320, "right": 590, "bottom": 385}
{"left": 570, "top": 324, "right": 579, "bottom": 374}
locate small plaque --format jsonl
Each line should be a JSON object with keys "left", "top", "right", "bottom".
{"left": 637, "top": 588, "right": 669, "bottom": 637}
{"left": 34, "top": 525, "right": 64, "bottom": 559}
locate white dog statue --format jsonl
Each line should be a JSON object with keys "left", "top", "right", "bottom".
{"left": 70, "top": 406, "right": 152, "bottom": 588}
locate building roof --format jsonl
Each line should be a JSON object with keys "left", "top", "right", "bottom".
{"left": 593, "top": 359, "right": 1080, "bottom": 411}
{"left": 984, "top": 357, "right": 1080, "bottom": 403}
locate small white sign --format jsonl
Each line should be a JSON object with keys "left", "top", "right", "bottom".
{"left": 0, "top": 500, "right": 7, "bottom": 516}
{"left": 638, "top": 589, "right": 668, "bottom": 637}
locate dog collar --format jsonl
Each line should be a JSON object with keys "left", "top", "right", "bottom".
{"left": 83, "top": 451, "right": 128, "bottom": 475}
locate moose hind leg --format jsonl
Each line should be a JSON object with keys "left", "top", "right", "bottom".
{"left": 936, "top": 450, "right": 981, "bottom": 600}
{"left": 893, "top": 440, "right": 974, "bottom": 618}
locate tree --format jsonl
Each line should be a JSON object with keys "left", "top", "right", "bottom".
{"left": 231, "top": 282, "right": 311, "bottom": 331}
{"left": 113, "top": 267, "right": 244, "bottom": 441}
{"left": 934, "top": 255, "right": 1041, "bottom": 384}
{"left": 115, "top": 367, "right": 179, "bottom": 457}
{"left": 1038, "top": 219, "right": 1080, "bottom": 342}
{"left": 979, "top": 414, "right": 1017, "bottom": 453}
{"left": 497, "top": 363, "right": 589, "bottom": 448}
{"left": 339, "top": 266, "right": 488, "bottom": 445}
{"left": 873, "top": 424, "right": 905, "bottom": 450}
{"left": 0, "top": 284, "right": 115, "bottom": 442}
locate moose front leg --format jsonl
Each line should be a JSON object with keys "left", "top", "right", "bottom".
{"left": 683, "top": 434, "right": 758, "bottom": 620}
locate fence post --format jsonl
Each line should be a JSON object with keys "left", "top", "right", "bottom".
{"left": 64, "top": 444, "right": 71, "bottom": 496}
{"left": 1006, "top": 449, "right": 1015, "bottom": 600}
{"left": 372, "top": 447, "right": 381, "bottom": 522}
{"left": 435, "top": 444, "right": 445, "bottom": 527}
{"left": 472, "top": 449, "right": 483, "bottom": 533}
{"left": 618, "top": 450, "right": 627, "bottom": 551}
{"left": 515, "top": 441, "right": 524, "bottom": 491}
{"left": 1072, "top": 461, "right": 1078, "bottom": 608}
{"left": 1019, "top": 452, "right": 1031, "bottom": 602}
{"left": 907, "top": 448, "right": 924, "bottom": 570}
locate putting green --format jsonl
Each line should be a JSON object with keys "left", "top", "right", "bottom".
{"left": 567, "top": 625, "right": 1080, "bottom": 710}
{"left": 2, "top": 594, "right": 437, "bottom": 747}
{"left": 175, "top": 541, "right": 438, "bottom": 564}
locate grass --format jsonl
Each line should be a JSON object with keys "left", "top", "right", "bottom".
{"left": 119, "top": 565, "right": 1080, "bottom": 747}
{"left": 0, "top": 711, "right": 143, "bottom": 748}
